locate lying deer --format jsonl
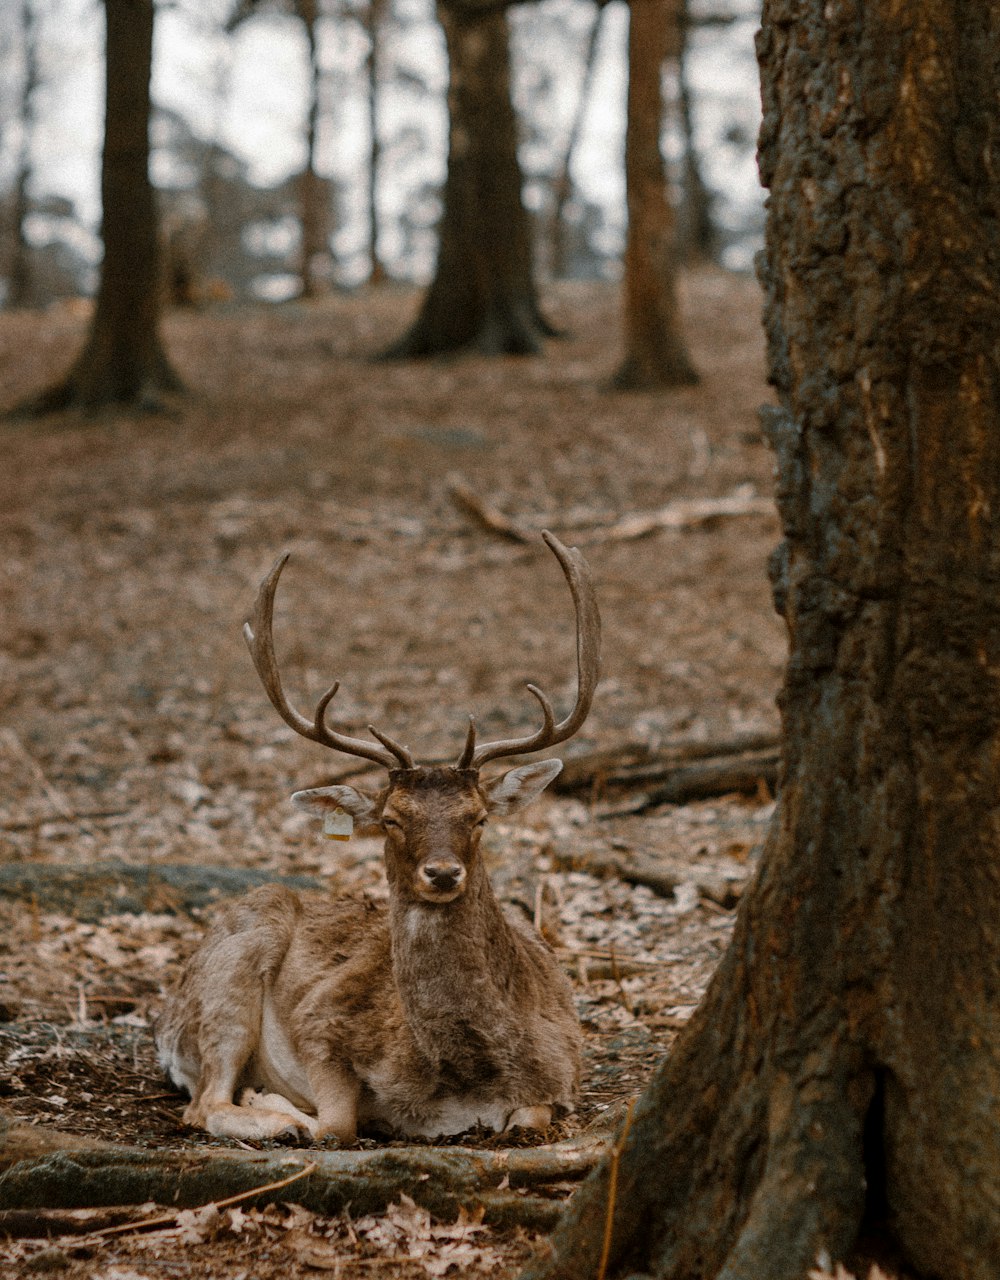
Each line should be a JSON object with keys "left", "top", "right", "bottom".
{"left": 155, "top": 532, "right": 600, "bottom": 1144}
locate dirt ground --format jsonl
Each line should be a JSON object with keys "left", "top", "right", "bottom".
{"left": 0, "top": 270, "right": 796, "bottom": 1278}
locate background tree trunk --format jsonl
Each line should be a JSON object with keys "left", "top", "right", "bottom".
{"left": 522, "top": 2, "right": 1000, "bottom": 1278}
{"left": 365, "top": 0, "right": 388, "bottom": 285}
{"left": 298, "top": 0, "right": 328, "bottom": 299}
{"left": 6, "top": 0, "right": 39, "bottom": 310}
{"left": 388, "top": 5, "right": 553, "bottom": 357}
{"left": 676, "top": 10, "right": 717, "bottom": 265}
{"left": 548, "top": 5, "right": 604, "bottom": 281}
{"left": 612, "top": 0, "right": 697, "bottom": 390}
{"left": 30, "top": 0, "right": 180, "bottom": 411}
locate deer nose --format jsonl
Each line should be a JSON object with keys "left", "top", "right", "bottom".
{"left": 420, "top": 860, "right": 466, "bottom": 893}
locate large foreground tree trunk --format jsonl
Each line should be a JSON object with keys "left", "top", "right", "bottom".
{"left": 388, "top": 6, "right": 553, "bottom": 357}
{"left": 31, "top": 0, "right": 180, "bottom": 411}
{"left": 523, "top": 3, "right": 1000, "bottom": 1279}
{"left": 612, "top": 0, "right": 697, "bottom": 390}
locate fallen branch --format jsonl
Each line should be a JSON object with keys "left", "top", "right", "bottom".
{"left": 592, "top": 487, "right": 774, "bottom": 543}
{"left": 1, "top": 809, "right": 130, "bottom": 833}
{"left": 555, "top": 732, "right": 780, "bottom": 798}
{"left": 593, "top": 750, "right": 779, "bottom": 816}
{"left": 446, "top": 479, "right": 774, "bottom": 546}
{"left": 0, "top": 1113, "right": 606, "bottom": 1232}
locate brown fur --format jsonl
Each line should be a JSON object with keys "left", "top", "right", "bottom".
{"left": 155, "top": 763, "right": 580, "bottom": 1143}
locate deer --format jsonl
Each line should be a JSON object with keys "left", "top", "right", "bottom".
{"left": 155, "top": 531, "right": 600, "bottom": 1145}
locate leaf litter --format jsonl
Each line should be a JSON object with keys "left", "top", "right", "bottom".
{"left": 0, "top": 274, "right": 893, "bottom": 1276}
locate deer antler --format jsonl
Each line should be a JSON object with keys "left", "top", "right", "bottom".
{"left": 456, "top": 531, "right": 601, "bottom": 770}
{"left": 243, "top": 553, "right": 414, "bottom": 770}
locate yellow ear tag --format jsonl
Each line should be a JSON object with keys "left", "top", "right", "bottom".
{"left": 323, "top": 808, "right": 353, "bottom": 841}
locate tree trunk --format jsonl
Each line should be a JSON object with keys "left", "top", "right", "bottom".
{"left": 6, "top": 0, "right": 39, "bottom": 310}
{"left": 298, "top": 0, "right": 328, "bottom": 299}
{"left": 365, "top": 0, "right": 388, "bottom": 285}
{"left": 28, "top": 0, "right": 180, "bottom": 412}
{"left": 612, "top": 0, "right": 698, "bottom": 390}
{"left": 676, "top": 13, "right": 717, "bottom": 265}
{"left": 549, "top": 5, "right": 604, "bottom": 281}
{"left": 387, "top": 5, "right": 553, "bottom": 357}
{"left": 521, "top": 3, "right": 1000, "bottom": 1279}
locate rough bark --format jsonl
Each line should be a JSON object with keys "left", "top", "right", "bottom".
{"left": 26, "top": 0, "right": 181, "bottom": 412}
{"left": 612, "top": 0, "right": 698, "bottom": 390}
{"left": 521, "top": 3, "right": 1000, "bottom": 1279}
{"left": 387, "top": 6, "right": 553, "bottom": 357}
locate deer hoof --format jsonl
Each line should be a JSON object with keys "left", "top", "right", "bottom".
{"left": 273, "top": 1121, "right": 315, "bottom": 1146}
{"left": 505, "top": 1104, "right": 552, "bottom": 1131}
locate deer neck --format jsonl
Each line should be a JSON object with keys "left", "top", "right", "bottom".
{"left": 388, "top": 865, "right": 518, "bottom": 1063}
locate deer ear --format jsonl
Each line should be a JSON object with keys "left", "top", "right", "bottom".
{"left": 291, "top": 784, "right": 382, "bottom": 835}
{"left": 484, "top": 759, "right": 563, "bottom": 816}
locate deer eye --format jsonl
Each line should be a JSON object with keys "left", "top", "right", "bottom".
{"left": 382, "top": 817, "right": 404, "bottom": 833}
{"left": 473, "top": 816, "right": 488, "bottom": 830}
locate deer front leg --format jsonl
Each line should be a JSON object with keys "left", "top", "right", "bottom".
{"left": 181, "top": 992, "right": 314, "bottom": 1143}
{"left": 305, "top": 1058, "right": 362, "bottom": 1144}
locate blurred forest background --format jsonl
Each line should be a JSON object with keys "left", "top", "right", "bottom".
{"left": 0, "top": 0, "right": 760, "bottom": 310}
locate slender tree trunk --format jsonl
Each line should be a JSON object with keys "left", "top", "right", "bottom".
{"left": 549, "top": 5, "right": 604, "bottom": 281}
{"left": 7, "top": 0, "right": 39, "bottom": 310}
{"left": 521, "top": 3, "right": 1000, "bottom": 1279}
{"left": 612, "top": 0, "right": 697, "bottom": 390}
{"left": 298, "top": 0, "right": 327, "bottom": 299}
{"left": 28, "top": 0, "right": 180, "bottom": 411}
{"left": 365, "top": 0, "right": 388, "bottom": 285}
{"left": 676, "top": 13, "right": 717, "bottom": 264}
{"left": 387, "top": 5, "right": 553, "bottom": 357}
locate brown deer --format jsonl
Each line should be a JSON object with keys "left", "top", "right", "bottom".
{"left": 155, "top": 532, "right": 600, "bottom": 1144}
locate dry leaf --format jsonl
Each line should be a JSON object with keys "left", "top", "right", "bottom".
{"left": 174, "top": 1203, "right": 222, "bottom": 1245}
{"left": 281, "top": 1226, "right": 343, "bottom": 1271}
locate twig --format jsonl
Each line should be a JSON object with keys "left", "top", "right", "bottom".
{"left": 596, "top": 1099, "right": 636, "bottom": 1280}
{"left": 607, "top": 943, "right": 634, "bottom": 1015}
{"left": 0, "top": 729, "right": 76, "bottom": 823}
{"left": 446, "top": 475, "right": 533, "bottom": 544}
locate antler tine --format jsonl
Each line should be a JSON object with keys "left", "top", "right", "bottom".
{"left": 456, "top": 715, "right": 477, "bottom": 769}
{"left": 468, "top": 531, "right": 601, "bottom": 770}
{"left": 243, "top": 553, "right": 401, "bottom": 770}
{"left": 368, "top": 725, "right": 415, "bottom": 769}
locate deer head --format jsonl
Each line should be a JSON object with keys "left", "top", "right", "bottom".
{"left": 242, "top": 532, "right": 601, "bottom": 901}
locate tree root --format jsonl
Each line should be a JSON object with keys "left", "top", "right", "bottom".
{"left": 0, "top": 860, "right": 323, "bottom": 922}
{"left": 0, "top": 1113, "right": 607, "bottom": 1232}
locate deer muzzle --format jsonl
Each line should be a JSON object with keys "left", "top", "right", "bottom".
{"left": 417, "top": 857, "right": 467, "bottom": 902}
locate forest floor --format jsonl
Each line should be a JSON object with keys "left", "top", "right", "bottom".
{"left": 0, "top": 269, "right": 811, "bottom": 1279}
